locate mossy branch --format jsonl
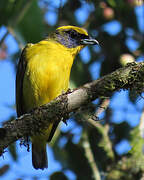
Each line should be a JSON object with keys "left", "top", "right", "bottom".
{"left": 0, "top": 62, "right": 144, "bottom": 155}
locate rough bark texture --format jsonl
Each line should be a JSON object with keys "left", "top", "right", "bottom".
{"left": 0, "top": 62, "right": 144, "bottom": 155}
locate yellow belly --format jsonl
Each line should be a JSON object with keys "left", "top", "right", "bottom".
{"left": 22, "top": 40, "right": 74, "bottom": 113}
{"left": 22, "top": 40, "right": 75, "bottom": 142}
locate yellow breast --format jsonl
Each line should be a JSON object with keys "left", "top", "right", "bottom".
{"left": 23, "top": 40, "right": 75, "bottom": 112}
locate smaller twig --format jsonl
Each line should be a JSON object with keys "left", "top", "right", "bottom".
{"left": 82, "top": 132, "right": 101, "bottom": 180}
{"left": 0, "top": 30, "right": 9, "bottom": 47}
{"left": 6, "top": 1, "right": 32, "bottom": 50}
{"left": 93, "top": 98, "right": 110, "bottom": 120}
{"left": 87, "top": 98, "right": 114, "bottom": 160}
{"left": 13, "top": 0, "right": 32, "bottom": 26}
{"left": 96, "top": 98, "right": 110, "bottom": 116}
{"left": 75, "top": 98, "right": 110, "bottom": 123}
{"left": 87, "top": 98, "right": 110, "bottom": 126}
{"left": 83, "top": 12, "right": 95, "bottom": 29}
{"left": 7, "top": 27, "right": 24, "bottom": 50}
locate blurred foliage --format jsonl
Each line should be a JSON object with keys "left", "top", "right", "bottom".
{"left": 16, "top": 0, "right": 44, "bottom": 43}
{"left": 8, "top": 143, "right": 17, "bottom": 161}
{"left": 0, "top": 0, "right": 144, "bottom": 179}
{"left": 50, "top": 171, "right": 68, "bottom": 180}
{"left": 0, "top": 165, "right": 9, "bottom": 176}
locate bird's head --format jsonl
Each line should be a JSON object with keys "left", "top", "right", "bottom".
{"left": 49, "top": 25, "right": 99, "bottom": 55}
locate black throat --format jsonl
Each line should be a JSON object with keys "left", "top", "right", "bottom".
{"left": 49, "top": 29, "right": 89, "bottom": 48}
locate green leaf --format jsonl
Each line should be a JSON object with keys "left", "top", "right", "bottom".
{"left": 108, "top": 0, "right": 116, "bottom": 7}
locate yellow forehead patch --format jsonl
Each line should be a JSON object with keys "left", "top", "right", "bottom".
{"left": 56, "top": 26, "right": 88, "bottom": 36}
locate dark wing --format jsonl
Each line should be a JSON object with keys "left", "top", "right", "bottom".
{"left": 16, "top": 44, "right": 59, "bottom": 142}
{"left": 16, "top": 45, "right": 29, "bottom": 117}
{"left": 47, "top": 121, "right": 60, "bottom": 142}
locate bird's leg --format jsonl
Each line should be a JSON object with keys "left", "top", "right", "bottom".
{"left": 20, "top": 136, "right": 30, "bottom": 152}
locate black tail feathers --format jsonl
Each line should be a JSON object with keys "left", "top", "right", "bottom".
{"left": 32, "top": 143, "right": 48, "bottom": 170}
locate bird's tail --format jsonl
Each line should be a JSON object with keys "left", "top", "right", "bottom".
{"left": 32, "top": 140, "right": 48, "bottom": 170}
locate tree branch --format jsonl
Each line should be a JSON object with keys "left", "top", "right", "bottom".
{"left": 82, "top": 132, "right": 101, "bottom": 180}
{"left": 0, "top": 62, "right": 144, "bottom": 155}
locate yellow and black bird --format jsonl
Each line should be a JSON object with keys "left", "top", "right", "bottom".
{"left": 16, "top": 26, "right": 98, "bottom": 170}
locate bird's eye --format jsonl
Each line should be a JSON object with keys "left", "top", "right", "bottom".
{"left": 69, "top": 30, "right": 77, "bottom": 38}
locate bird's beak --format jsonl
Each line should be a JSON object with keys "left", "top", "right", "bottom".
{"left": 80, "top": 36, "right": 99, "bottom": 45}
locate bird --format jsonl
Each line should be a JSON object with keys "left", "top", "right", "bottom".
{"left": 16, "top": 25, "right": 99, "bottom": 170}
